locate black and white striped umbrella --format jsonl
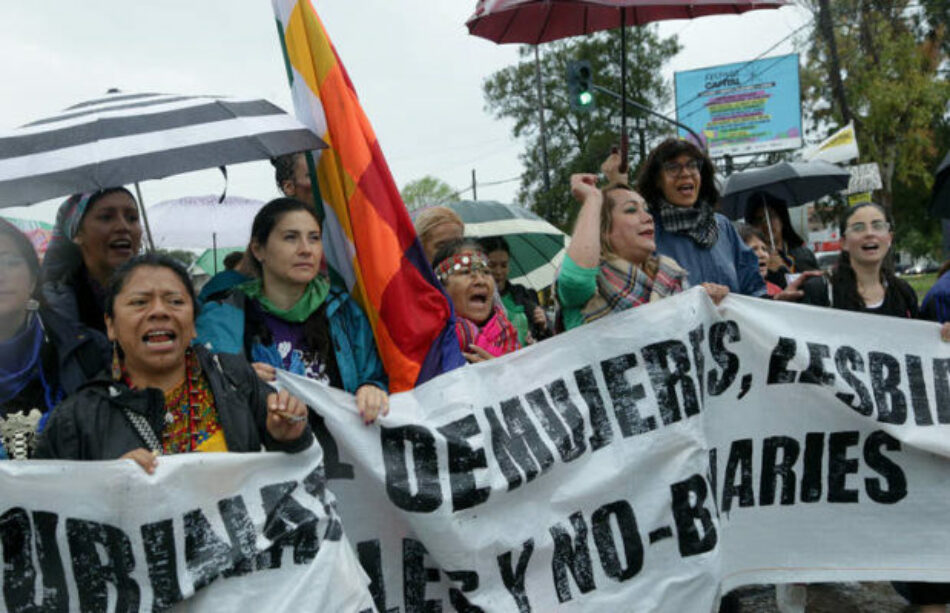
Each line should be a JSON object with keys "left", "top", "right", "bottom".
{"left": 0, "top": 91, "right": 326, "bottom": 207}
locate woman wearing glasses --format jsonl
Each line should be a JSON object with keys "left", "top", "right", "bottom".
{"left": 797, "top": 207, "right": 950, "bottom": 612}
{"left": 800, "top": 203, "right": 917, "bottom": 315}
{"left": 631, "top": 139, "right": 767, "bottom": 297}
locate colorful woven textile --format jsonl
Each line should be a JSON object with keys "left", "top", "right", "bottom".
{"left": 581, "top": 255, "right": 688, "bottom": 324}
{"left": 271, "top": 1, "right": 465, "bottom": 391}
{"left": 160, "top": 366, "right": 226, "bottom": 454}
{"left": 121, "top": 351, "right": 226, "bottom": 454}
{"left": 455, "top": 304, "right": 522, "bottom": 358}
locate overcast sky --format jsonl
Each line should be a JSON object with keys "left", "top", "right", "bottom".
{"left": 0, "top": 1, "right": 810, "bottom": 227}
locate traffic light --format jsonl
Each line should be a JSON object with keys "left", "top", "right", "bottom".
{"left": 567, "top": 60, "right": 595, "bottom": 112}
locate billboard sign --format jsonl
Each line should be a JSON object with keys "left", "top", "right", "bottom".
{"left": 674, "top": 54, "right": 803, "bottom": 157}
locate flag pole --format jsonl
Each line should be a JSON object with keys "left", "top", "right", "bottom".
{"left": 272, "top": 18, "right": 326, "bottom": 222}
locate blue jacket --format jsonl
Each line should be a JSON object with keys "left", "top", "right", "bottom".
{"left": 195, "top": 286, "right": 387, "bottom": 394}
{"left": 921, "top": 271, "right": 950, "bottom": 323}
{"left": 654, "top": 212, "right": 766, "bottom": 297}
{"left": 198, "top": 270, "right": 250, "bottom": 305}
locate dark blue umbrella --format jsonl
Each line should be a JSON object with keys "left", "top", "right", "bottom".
{"left": 720, "top": 160, "right": 851, "bottom": 220}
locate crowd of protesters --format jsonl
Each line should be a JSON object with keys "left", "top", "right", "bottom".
{"left": 3, "top": 138, "right": 950, "bottom": 610}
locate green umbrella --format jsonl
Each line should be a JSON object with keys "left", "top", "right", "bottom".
{"left": 444, "top": 200, "right": 567, "bottom": 290}
{"left": 194, "top": 246, "right": 244, "bottom": 276}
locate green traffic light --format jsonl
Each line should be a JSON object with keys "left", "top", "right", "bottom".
{"left": 578, "top": 91, "right": 593, "bottom": 106}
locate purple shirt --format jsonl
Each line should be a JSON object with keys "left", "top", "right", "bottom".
{"left": 260, "top": 312, "right": 331, "bottom": 384}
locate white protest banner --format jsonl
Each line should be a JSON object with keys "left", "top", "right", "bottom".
{"left": 0, "top": 446, "right": 374, "bottom": 612}
{"left": 713, "top": 295, "right": 950, "bottom": 591}
{"left": 278, "top": 288, "right": 950, "bottom": 612}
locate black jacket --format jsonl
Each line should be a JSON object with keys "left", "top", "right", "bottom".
{"left": 34, "top": 346, "right": 312, "bottom": 460}
{"left": 39, "top": 306, "right": 110, "bottom": 395}
{"left": 40, "top": 239, "right": 110, "bottom": 341}
{"left": 502, "top": 282, "right": 552, "bottom": 340}
{"left": 801, "top": 274, "right": 918, "bottom": 319}
{"left": 764, "top": 245, "right": 819, "bottom": 288}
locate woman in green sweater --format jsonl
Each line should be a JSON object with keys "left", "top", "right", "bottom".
{"left": 557, "top": 172, "right": 727, "bottom": 331}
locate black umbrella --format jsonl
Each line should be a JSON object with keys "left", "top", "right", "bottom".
{"left": 0, "top": 91, "right": 326, "bottom": 208}
{"left": 720, "top": 160, "right": 851, "bottom": 220}
{"left": 930, "top": 151, "right": 950, "bottom": 218}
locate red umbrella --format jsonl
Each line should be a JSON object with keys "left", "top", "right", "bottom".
{"left": 467, "top": 0, "right": 787, "bottom": 44}
{"left": 467, "top": 0, "right": 788, "bottom": 167}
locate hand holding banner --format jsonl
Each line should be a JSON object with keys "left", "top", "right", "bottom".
{"left": 0, "top": 447, "right": 374, "bottom": 612}
{"left": 279, "top": 289, "right": 950, "bottom": 612}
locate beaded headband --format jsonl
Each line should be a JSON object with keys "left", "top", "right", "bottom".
{"left": 435, "top": 252, "right": 489, "bottom": 282}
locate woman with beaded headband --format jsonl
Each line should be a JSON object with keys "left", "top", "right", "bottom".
{"left": 35, "top": 254, "right": 312, "bottom": 472}
{"left": 433, "top": 238, "right": 521, "bottom": 362}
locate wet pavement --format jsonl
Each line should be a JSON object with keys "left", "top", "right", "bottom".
{"left": 726, "top": 582, "right": 918, "bottom": 612}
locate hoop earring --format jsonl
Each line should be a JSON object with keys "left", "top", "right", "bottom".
{"left": 111, "top": 341, "right": 122, "bottom": 381}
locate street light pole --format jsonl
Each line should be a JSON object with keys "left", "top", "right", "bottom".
{"left": 534, "top": 46, "right": 552, "bottom": 194}
{"left": 592, "top": 84, "right": 705, "bottom": 152}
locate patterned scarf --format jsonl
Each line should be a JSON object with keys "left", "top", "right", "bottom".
{"left": 581, "top": 255, "right": 689, "bottom": 324}
{"left": 455, "top": 304, "right": 521, "bottom": 358}
{"left": 52, "top": 192, "right": 96, "bottom": 242}
{"left": 656, "top": 199, "right": 719, "bottom": 249}
{"left": 120, "top": 349, "right": 224, "bottom": 454}
{"left": 0, "top": 315, "right": 45, "bottom": 405}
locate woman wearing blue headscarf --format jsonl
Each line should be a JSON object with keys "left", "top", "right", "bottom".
{"left": 0, "top": 219, "right": 107, "bottom": 459}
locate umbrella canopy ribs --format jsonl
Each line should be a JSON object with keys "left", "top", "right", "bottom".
{"left": 0, "top": 91, "right": 326, "bottom": 208}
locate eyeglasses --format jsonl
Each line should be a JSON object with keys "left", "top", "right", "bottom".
{"left": 845, "top": 220, "right": 890, "bottom": 235}
{"left": 662, "top": 159, "right": 702, "bottom": 176}
{"left": 0, "top": 253, "right": 27, "bottom": 271}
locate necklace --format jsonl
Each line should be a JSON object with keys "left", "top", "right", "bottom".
{"left": 121, "top": 350, "right": 217, "bottom": 454}
{"left": 161, "top": 350, "right": 205, "bottom": 454}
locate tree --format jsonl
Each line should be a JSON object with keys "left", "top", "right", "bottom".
{"left": 400, "top": 175, "right": 458, "bottom": 211}
{"left": 799, "top": 0, "right": 950, "bottom": 257}
{"left": 157, "top": 248, "right": 197, "bottom": 268}
{"left": 483, "top": 27, "right": 681, "bottom": 230}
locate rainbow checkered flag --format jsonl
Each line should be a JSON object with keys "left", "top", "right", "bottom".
{"left": 272, "top": 0, "right": 465, "bottom": 392}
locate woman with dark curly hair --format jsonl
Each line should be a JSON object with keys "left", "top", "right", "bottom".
{"left": 601, "top": 139, "right": 767, "bottom": 297}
